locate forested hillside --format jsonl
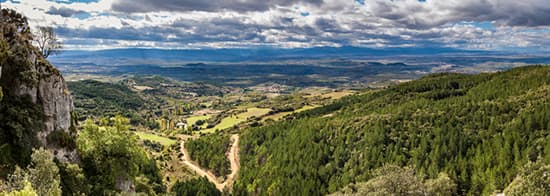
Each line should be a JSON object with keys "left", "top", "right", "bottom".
{"left": 68, "top": 80, "right": 144, "bottom": 117}
{"left": 234, "top": 65, "right": 550, "bottom": 195}
{"left": 185, "top": 134, "right": 231, "bottom": 177}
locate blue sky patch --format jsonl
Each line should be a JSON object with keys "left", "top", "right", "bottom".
{"left": 47, "top": 0, "right": 99, "bottom": 4}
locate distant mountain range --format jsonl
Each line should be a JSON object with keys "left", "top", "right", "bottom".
{"left": 51, "top": 46, "right": 494, "bottom": 63}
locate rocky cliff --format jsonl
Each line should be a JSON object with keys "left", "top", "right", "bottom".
{"left": 10, "top": 56, "right": 77, "bottom": 162}
{"left": 11, "top": 55, "right": 74, "bottom": 142}
{"left": 0, "top": 9, "right": 76, "bottom": 163}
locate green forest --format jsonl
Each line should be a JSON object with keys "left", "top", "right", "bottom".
{"left": 234, "top": 66, "right": 550, "bottom": 195}
{"left": 185, "top": 134, "right": 231, "bottom": 177}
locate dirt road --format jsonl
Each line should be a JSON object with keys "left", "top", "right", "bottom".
{"left": 179, "top": 134, "right": 240, "bottom": 191}
{"left": 223, "top": 134, "right": 240, "bottom": 188}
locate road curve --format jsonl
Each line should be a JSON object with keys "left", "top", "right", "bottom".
{"left": 179, "top": 134, "right": 240, "bottom": 191}
{"left": 223, "top": 134, "right": 240, "bottom": 189}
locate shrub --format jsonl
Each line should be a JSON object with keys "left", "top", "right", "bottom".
{"left": 46, "top": 130, "right": 76, "bottom": 150}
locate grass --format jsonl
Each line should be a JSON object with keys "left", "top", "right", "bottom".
{"left": 320, "top": 91, "right": 354, "bottom": 100}
{"left": 135, "top": 131, "right": 177, "bottom": 146}
{"left": 201, "top": 107, "right": 271, "bottom": 133}
{"left": 187, "top": 114, "right": 211, "bottom": 128}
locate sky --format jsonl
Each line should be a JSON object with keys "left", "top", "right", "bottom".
{"left": 2, "top": 0, "right": 550, "bottom": 52}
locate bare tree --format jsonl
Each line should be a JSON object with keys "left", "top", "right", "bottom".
{"left": 34, "top": 26, "right": 62, "bottom": 58}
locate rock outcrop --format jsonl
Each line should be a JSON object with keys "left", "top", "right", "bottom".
{"left": 1, "top": 8, "right": 76, "bottom": 162}
{"left": 12, "top": 58, "right": 74, "bottom": 144}
{"left": 11, "top": 58, "right": 77, "bottom": 162}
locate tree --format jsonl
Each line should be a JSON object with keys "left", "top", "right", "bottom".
{"left": 27, "top": 148, "right": 62, "bottom": 196}
{"left": 57, "top": 162, "right": 90, "bottom": 196}
{"left": 425, "top": 173, "right": 457, "bottom": 196}
{"left": 171, "top": 177, "right": 221, "bottom": 196}
{"left": 77, "top": 117, "right": 149, "bottom": 193}
{"left": 1, "top": 181, "right": 38, "bottom": 196}
{"left": 357, "top": 165, "right": 427, "bottom": 196}
{"left": 331, "top": 165, "right": 457, "bottom": 196}
{"left": 33, "top": 27, "right": 62, "bottom": 58}
{"left": 504, "top": 160, "right": 550, "bottom": 195}
{"left": 0, "top": 148, "right": 61, "bottom": 196}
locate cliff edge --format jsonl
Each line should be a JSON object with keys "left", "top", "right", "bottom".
{"left": 0, "top": 9, "right": 76, "bottom": 166}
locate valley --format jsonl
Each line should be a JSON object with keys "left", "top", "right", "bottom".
{"left": 62, "top": 59, "right": 550, "bottom": 195}
{"left": 2, "top": 3, "right": 550, "bottom": 195}
{"left": 66, "top": 73, "right": 359, "bottom": 190}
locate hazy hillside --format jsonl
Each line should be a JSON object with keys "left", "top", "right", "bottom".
{"left": 234, "top": 65, "right": 550, "bottom": 195}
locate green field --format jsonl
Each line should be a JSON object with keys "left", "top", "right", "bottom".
{"left": 186, "top": 114, "right": 211, "bottom": 128}
{"left": 201, "top": 107, "right": 271, "bottom": 133}
{"left": 135, "top": 132, "right": 177, "bottom": 146}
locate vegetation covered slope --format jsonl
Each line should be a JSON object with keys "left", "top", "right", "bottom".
{"left": 185, "top": 134, "right": 231, "bottom": 177}
{"left": 234, "top": 65, "right": 550, "bottom": 195}
{"left": 68, "top": 80, "right": 144, "bottom": 119}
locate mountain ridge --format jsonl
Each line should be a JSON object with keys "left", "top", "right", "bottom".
{"left": 234, "top": 65, "right": 550, "bottom": 195}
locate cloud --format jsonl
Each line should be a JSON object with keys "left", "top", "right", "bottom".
{"left": 111, "top": 0, "right": 324, "bottom": 13}
{"left": 3, "top": 0, "right": 550, "bottom": 51}
{"left": 365, "top": 0, "right": 550, "bottom": 28}
{"left": 46, "top": 6, "right": 89, "bottom": 18}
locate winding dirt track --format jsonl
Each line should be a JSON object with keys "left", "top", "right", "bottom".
{"left": 180, "top": 134, "right": 240, "bottom": 191}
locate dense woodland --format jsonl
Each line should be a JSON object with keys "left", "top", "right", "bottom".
{"left": 234, "top": 66, "right": 550, "bottom": 195}
{"left": 185, "top": 134, "right": 231, "bottom": 177}
{"left": 68, "top": 80, "right": 145, "bottom": 115}
{"left": 171, "top": 177, "right": 221, "bottom": 196}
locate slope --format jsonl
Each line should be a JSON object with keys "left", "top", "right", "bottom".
{"left": 234, "top": 65, "right": 550, "bottom": 195}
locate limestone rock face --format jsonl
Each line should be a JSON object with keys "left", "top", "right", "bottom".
{"left": 37, "top": 65, "right": 74, "bottom": 141}
{"left": 11, "top": 56, "right": 73, "bottom": 138}
{"left": 4, "top": 52, "right": 76, "bottom": 162}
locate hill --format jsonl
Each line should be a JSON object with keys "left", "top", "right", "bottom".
{"left": 234, "top": 65, "right": 550, "bottom": 195}
{"left": 68, "top": 80, "right": 144, "bottom": 119}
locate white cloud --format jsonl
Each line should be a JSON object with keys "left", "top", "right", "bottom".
{"left": 2, "top": 0, "right": 550, "bottom": 51}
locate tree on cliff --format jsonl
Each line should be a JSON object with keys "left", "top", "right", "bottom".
{"left": 34, "top": 26, "right": 62, "bottom": 58}
{"left": 1, "top": 148, "right": 62, "bottom": 196}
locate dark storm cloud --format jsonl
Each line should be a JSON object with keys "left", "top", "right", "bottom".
{"left": 46, "top": 6, "right": 89, "bottom": 18}
{"left": 450, "top": 0, "right": 550, "bottom": 27}
{"left": 369, "top": 0, "right": 550, "bottom": 28}
{"left": 111, "top": 0, "right": 324, "bottom": 13}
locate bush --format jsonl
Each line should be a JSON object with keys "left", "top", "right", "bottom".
{"left": 57, "top": 162, "right": 90, "bottom": 196}
{"left": 46, "top": 130, "right": 76, "bottom": 150}
{"left": 504, "top": 160, "right": 550, "bottom": 195}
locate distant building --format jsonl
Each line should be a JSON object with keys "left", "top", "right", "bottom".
{"left": 176, "top": 122, "right": 188, "bottom": 130}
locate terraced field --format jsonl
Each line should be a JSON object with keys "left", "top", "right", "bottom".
{"left": 135, "top": 131, "right": 177, "bottom": 146}
{"left": 186, "top": 114, "right": 211, "bottom": 129}
{"left": 201, "top": 107, "right": 271, "bottom": 133}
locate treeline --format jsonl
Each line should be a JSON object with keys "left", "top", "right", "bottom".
{"left": 185, "top": 134, "right": 231, "bottom": 177}
{"left": 234, "top": 66, "right": 550, "bottom": 195}
{"left": 68, "top": 80, "right": 144, "bottom": 118}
